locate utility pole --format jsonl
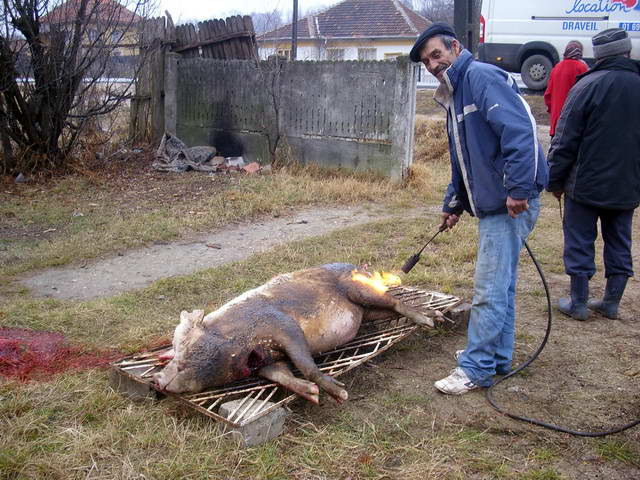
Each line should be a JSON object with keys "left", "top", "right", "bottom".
{"left": 454, "top": 0, "right": 481, "bottom": 56}
{"left": 291, "top": 0, "right": 298, "bottom": 60}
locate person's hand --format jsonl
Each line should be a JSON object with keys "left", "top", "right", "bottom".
{"left": 506, "top": 196, "right": 529, "bottom": 218}
{"left": 552, "top": 190, "right": 563, "bottom": 200}
{"left": 440, "top": 212, "right": 460, "bottom": 230}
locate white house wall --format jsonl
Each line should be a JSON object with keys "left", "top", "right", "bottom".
{"left": 258, "top": 41, "right": 415, "bottom": 61}
{"left": 258, "top": 45, "right": 319, "bottom": 60}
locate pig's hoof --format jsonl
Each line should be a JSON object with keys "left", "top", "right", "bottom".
{"left": 408, "top": 312, "right": 435, "bottom": 328}
{"left": 332, "top": 389, "right": 349, "bottom": 404}
{"left": 296, "top": 380, "right": 320, "bottom": 404}
{"left": 317, "top": 374, "right": 348, "bottom": 403}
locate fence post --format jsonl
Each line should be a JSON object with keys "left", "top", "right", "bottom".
{"left": 164, "top": 52, "right": 179, "bottom": 136}
{"left": 390, "top": 56, "right": 417, "bottom": 180}
{"left": 150, "top": 38, "right": 166, "bottom": 145}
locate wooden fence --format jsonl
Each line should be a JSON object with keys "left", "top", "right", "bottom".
{"left": 129, "top": 13, "right": 258, "bottom": 144}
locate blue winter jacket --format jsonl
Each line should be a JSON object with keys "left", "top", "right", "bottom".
{"left": 437, "top": 50, "right": 548, "bottom": 218}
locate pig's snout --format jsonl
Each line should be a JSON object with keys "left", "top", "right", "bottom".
{"left": 153, "top": 371, "right": 168, "bottom": 390}
{"left": 153, "top": 371, "right": 180, "bottom": 392}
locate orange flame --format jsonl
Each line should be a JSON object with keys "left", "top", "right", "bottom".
{"left": 351, "top": 270, "right": 402, "bottom": 294}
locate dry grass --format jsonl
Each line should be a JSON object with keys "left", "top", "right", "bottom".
{"left": 415, "top": 90, "right": 549, "bottom": 126}
{"left": 0, "top": 165, "right": 409, "bottom": 279}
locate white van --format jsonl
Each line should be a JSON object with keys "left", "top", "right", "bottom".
{"left": 479, "top": 0, "right": 640, "bottom": 90}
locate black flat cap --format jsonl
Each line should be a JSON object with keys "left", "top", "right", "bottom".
{"left": 409, "top": 22, "right": 457, "bottom": 62}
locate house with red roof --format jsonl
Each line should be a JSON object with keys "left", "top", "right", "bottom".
{"left": 257, "top": 0, "right": 431, "bottom": 61}
{"left": 40, "top": 0, "right": 142, "bottom": 56}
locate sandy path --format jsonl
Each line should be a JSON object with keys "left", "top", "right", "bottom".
{"left": 21, "top": 204, "right": 433, "bottom": 301}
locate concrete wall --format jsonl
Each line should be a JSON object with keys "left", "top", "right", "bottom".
{"left": 168, "top": 55, "right": 417, "bottom": 180}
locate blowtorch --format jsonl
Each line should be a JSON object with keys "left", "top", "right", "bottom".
{"left": 400, "top": 223, "right": 447, "bottom": 274}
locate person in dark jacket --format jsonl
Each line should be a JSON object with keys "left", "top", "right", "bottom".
{"left": 409, "top": 23, "right": 548, "bottom": 395}
{"left": 544, "top": 40, "right": 588, "bottom": 137}
{"left": 547, "top": 28, "right": 640, "bottom": 320}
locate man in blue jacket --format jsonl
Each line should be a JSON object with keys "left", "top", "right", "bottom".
{"left": 547, "top": 28, "right": 640, "bottom": 321}
{"left": 410, "top": 23, "right": 548, "bottom": 394}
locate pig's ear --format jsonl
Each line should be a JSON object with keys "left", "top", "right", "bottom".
{"left": 191, "top": 309, "right": 205, "bottom": 326}
{"left": 179, "top": 310, "right": 192, "bottom": 326}
{"left": 173, "top": 310, "right": 195, "bottom": 349}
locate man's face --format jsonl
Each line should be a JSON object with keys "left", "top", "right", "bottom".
{"left": 420, "top": 37, "right": 460, "bottom": 82}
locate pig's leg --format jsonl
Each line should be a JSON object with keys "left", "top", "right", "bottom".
{"left": 258, "top": 361, "right": 320, "bottom": 404}
{"left": 345, "top": 283, "right": 440, "bottom": 328}
{"left": 363, "top": 308, "right": 398, "bottom": 322}
{"left": 271, "top": 323, "right": 348, "bottom": 403}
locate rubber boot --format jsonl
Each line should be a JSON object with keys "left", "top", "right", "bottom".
{"left": 557, "top": 275, "right": 589, "bottom": 321}
{"left": 587, "top": 275, "right": 628, "bottom": 319}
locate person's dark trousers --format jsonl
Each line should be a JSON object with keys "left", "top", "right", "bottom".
{"left": 563, "top": 197, "right": 634, "bottom": 279}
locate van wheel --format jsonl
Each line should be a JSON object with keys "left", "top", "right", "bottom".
{"left": 521, "top": 54, "right": 553, "bottom": 91}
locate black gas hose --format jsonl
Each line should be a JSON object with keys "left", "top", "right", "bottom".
{"left": 485, "top": 240, "right": 640, "bottom": 437}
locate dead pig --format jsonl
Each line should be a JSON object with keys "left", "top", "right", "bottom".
{"left": 153, "top": 263, "right": 441, "bottom": 404}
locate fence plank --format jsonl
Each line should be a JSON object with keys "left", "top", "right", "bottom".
{"left": 234, "top": 16, "right": 247, "bottom": 59}
{"left": 214, "top": 19, "right": 230, "bottom": 60}
{"left": 242, "top": 15, "right": 258, "bottom": 60}
{"left": 232, "top": 16, "right": 247, "bottom": 59}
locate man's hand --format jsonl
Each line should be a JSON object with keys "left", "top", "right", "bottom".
{"left": 551, "top": 190, "right": 563, "bottom": 200}
{"left": 506, "top": 196, "right": 529, "bottom": 218}
{"left": 440, "top": 212, "right": 460, "bottom": 230}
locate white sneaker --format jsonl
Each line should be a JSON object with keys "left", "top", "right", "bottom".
{"left": 454, "top": 349, "right": 464, "bottom": 362}
{"left": 434, "top": 367, "right": 479, "bottom": 395}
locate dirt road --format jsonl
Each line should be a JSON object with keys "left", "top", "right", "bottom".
{"left": 20, "top": 204, "right": 434, "bottom": 300}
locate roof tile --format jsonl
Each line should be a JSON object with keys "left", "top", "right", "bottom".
{"left": 259, "top": 0, "right": 430, "bottom": 40}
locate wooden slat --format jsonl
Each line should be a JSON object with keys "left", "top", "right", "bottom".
{"left": 214, "top": 19, "right": 231, "bottom": 59}
{"left": 234, "top": 16, "right": 248, "bottom": 59}
{"left": 228, "top": 16, "right": 242, "bottom": 59}
{"left": 242, "top": 15, "right": 258, "bottom": 60}
{"left": 225, "top": 17, "right": 240, "bottom": 59}
{"left": 197, "top": 21, "right": 208, "bottom": 58}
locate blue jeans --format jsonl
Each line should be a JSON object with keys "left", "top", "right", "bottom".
{"left": 458, "top": 197, "right": 540, "bottom": 387}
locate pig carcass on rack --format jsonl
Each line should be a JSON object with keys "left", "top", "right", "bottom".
{"left": 153, "top": 263, "right": 443, "bottom": 404}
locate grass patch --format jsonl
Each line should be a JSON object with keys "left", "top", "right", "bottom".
{"left": 415, "top": 89, "right": 548, "bottom": 125}
{"left": 519, "top": 468, "right": 565, "bottom": 480}
{"left": 597, "top": 439, "right": 640, "bottom": 465}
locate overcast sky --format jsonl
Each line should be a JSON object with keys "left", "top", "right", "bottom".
{"left": 159, "top": 0, "right": 334, "bottom": 24}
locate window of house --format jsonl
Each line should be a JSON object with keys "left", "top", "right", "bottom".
{"left": 358, "top": 48, "right": 376, "bottom": 60}
{"left": 111, "top": 30, "right": 122, "bottom": 44}
{"left": 276, "top": 49, "right": 291, "bottom": 60}
{"left": 384, "top": 52, "right": 403, "bottom": 60}
{"left": 326, "top": 49, "right": 345, "bottom": 61}
{"left": 88, "top": 29, "right": 98, "bottom": 42}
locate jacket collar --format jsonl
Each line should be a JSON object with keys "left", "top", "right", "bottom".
{"left": 579, "top": 55, "right": 640, "bottom": 81}
{"left": 434, "top": 49, "right": 474, "bottom": 106}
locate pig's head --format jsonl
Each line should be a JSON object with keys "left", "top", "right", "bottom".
{"left": 153, "top": 310, "right": 239, "bottom": 394}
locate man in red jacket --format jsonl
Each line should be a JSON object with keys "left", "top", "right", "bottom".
{"left": 544, "top": 41, "right": 588, "bottom": 137}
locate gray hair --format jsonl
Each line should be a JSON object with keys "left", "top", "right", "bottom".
{"left": 439, "top": 34, "right": 460, "bottom": 51}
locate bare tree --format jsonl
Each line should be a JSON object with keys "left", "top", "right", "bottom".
{"left": 414, "top": 0, "right": 454, "bottom": 25}
{"left": 0, "top": 0, "right": 155, "bottom": 174}
{"left": 250, "top": 9, "right": 285, "bottom": 36}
